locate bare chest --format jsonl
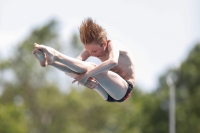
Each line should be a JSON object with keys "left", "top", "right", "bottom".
{"left": 99, "top": 53, "right": 134, "bottom": 81}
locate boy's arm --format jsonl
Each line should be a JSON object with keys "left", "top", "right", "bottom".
{"left": 87, "top": 41, "right": 119, "bottom": 77}
{"left": 76, "top": 49, "right": 91, "bottom": 61}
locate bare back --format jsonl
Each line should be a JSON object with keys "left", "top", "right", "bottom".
{"left": 98, "top": 39, "right": 135, "bottom": 85}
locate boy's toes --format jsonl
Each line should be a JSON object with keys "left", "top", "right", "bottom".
{"left": 40, "top": 62, "right": 47, "bottom": 67}
{"left": 32, "top": 49, "right": 38, "bottom": 54}
{"left": 34, "top": 43, "right": 45, "bottom": 51}
{"left": 34, "top": 43, "right": 40, "bottom": 48}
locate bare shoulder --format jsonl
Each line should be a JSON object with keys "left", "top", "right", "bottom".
{"left": 110, "top": 39, "right": 134, "bottom": 62}
{"left": 110, "top": 39, "right": 130, "bottom": 53}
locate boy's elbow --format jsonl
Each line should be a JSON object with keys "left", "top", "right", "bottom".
{"left": 110, "top": 59, "right": 118, "bottom": 66}
{"left": 113, "top": 61, "right": 118, "bottom": 66}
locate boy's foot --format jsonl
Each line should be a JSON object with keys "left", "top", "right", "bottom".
{"left": 32, "top": 49, "right": 47, "bottom": 67}
{"left": 34, "top": 43, "right": 57, "bottom": 65}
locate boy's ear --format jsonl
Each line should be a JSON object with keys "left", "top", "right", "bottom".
{"left": 102, "top": 41, "right": 107, "bottom": 47}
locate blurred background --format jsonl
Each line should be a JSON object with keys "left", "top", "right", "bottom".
{"left": 0, "top": 0, "right": 200, "bottom": 133}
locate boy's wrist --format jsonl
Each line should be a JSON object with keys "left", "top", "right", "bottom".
{"left": 54, "top": 52, "right": 61, "bottom": 61}
{"left": 86, "top": 70, "right": 93, "bottom": 78}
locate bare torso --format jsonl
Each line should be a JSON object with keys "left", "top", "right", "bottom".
{"left": 98, "top": 40, "right": 135, "bottom": 85}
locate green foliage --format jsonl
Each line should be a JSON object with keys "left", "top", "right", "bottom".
{"left": 0, "top": 19, "right": 64, "bottom": 133}
{"left": 175, "top": 43, "right": 200, "bottom": 133}
{"left": 0, "top": 104, "right": 27, "bottom": 133}
{"left": 152, "top": 43, "right": 200, "bottom": 133}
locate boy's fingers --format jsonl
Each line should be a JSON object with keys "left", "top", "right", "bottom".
{"left": 72, "top": 79, "right": 81, "bottom": 85}
{"left": 72, "top": 79, "right": 77, "bottom": 84}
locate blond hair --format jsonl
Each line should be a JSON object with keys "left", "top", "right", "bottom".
{"left": 79, "top": 18, "right": 107, "bottom": 45}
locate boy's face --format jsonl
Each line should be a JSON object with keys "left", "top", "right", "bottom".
{"left": 84, "top": 42, "right": 107, "bottom": 58}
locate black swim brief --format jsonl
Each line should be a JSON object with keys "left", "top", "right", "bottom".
{"left": 106, "top": 80, "right": 134, "bottom": 102}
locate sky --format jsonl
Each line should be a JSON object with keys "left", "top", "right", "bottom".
{"left": 0, "top": 0, "right": 200, "bottom": 92}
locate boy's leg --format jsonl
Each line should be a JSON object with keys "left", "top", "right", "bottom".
{"left": 34, "top": 44, "right": 128, "bottom": 100}
{"left": 50, "top": 52, "right": 128, "bottom": 100}
{"left": 51, "top": 62, "right": 108, "bottom": 100}
{"left": 34, "top": 43, "right": 93, "bottom": 73}
{"left": 32, "top": 49, "right": 108, "bottom": 100}
{"left": 50, "top": 61, "right": 109, "bottom": 100}
{"left": 93, "top": 71, "right": 128, "bottom": 100}
{"left": 84, "top": 78, "right": 108, "bottom": 100}
{"left": 51, "top": 61, "right": 120, "bottom": 100}
{"left": 94, "top": 84, "right": 108, "bottom": 100}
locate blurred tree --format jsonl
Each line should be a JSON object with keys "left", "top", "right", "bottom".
{"left": 0, "top": 20, "right": 67, "bottom": 133}
{"left": 139, "top": 43, "right": 200, "bottom": 133}
{"left": 70, "top": 33, "right": 83, "bottom": 57}
{"left": 0, "top": 104, "right": 27, "bottom": 133}
{"left": 175, "top": 43, "right": 200, "bottom": 133}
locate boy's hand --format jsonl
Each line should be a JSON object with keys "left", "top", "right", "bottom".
{"left": 72, "top": 72, "right": 90, "bottom": 86}
{"left": 84, "top": 77, "right": 98, "bottom": 89}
